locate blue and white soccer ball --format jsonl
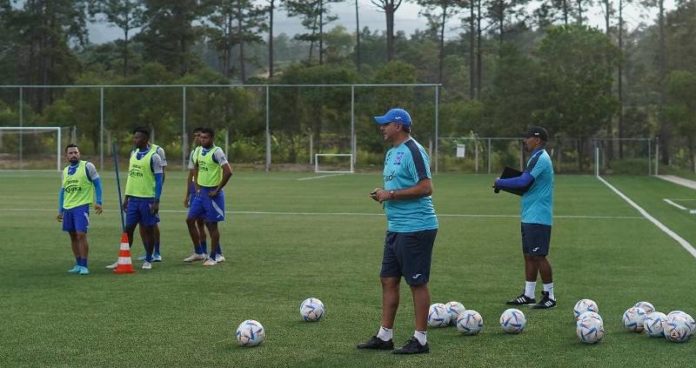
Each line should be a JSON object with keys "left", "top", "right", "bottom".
{"left": 634, "top": 301, "right": 655, "bottom": 314}
{"left": 500, "top": 308, "right": 526, "bottom": 334}
{"left": 445, "top": 301, "right": 466, "bottom": 326}
{"left": 300, "top": 297, "right": 325, "bottom": 322}
{"left": 235, "top": 319, "right": 265, "bottom": 347}
{"left": 667, "top": 311, "right": 695, "bottom": 336}
{"left": 427, "top": 303, "right": 450, "bottom": 327}
{"left": 456, "top": 310, "right": 483, "bottom": 335}
{"left": 576, "top": 314, "right": 604, "bottom": 344}
{"left": 664, "top": 315, "right": 692, "bottom": 343}
{"left": 622, "top": 307, "right": 647, "bottom": 332}
{"left": 643, "top": 312, "right": 668, "bottom": 337}
{"left": 573, "top": 299, "right": 599, "bottom": 320}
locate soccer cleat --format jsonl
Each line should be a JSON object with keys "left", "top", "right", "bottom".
{"left": 67, "top": 265, "right": 81, "bottom": 273}
{"left": 78, "top": 266, "right": 90, "bottom": 275}
{"left": 215, "top": 255, "right": 226, "bottom": 263}
{"left": 142, "top": 261, "right": 152, "bottom": 270}
{"left": 105, "top": 261, "right": 119, "bottom": 269}
{"left": 392, "top": 337, "right": 429, "bottom": 354}
{"left": 183, "top": 253, "right": 207, "bottom": 262}
{"left": 531, "top": 292, "right": 557, "bottom": 309}
{"left": 506, "top": 293, "right": 536, "bottom": 305}
{"left": 203, "top": 258, "right": 217, "bottom": 266}
{"left": 356, "top": 336, "right": 394, "bottom": 350}
{"left": 152, "top": 253, "right": 162, "bottom": 262}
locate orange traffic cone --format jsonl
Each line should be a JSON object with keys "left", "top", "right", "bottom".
{"left": 114, "top": 233, "right": 135, "bottom": 274}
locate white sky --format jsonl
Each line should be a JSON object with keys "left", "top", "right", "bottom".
{"left": 87, "top": 0, "right": 677, "bottom": 44}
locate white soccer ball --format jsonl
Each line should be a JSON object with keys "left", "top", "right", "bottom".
{"left": 500, "top": 308, "right": 526, "bottom": 334}
{"left": 445, "top": 301, "right": 466, "bottom": 326}
{"left": 643, "top": 312, "right": 668, "bottom": 337}
{"left": 235, "top": 319, "right": 265, "bottom": 347}
{"left": 622, "top": 307, "right": 647, "bottom": 332}
{"left": 300, "top": 297, "right": 325, "bottom": 322}
{"left": 634, "top": 301, "right": 655, "bottom": 314}
{"left": 664, "top": 316, "right": 692, "bottom": 343}
{"left": 428, "top": 303, "right": 450, "bottom": 327}
{"left": 573, "top": 299, "right": 599, "bottom": 320}
{"left": 456, "top": 310, "right": 483, "bottom": 335}
{"left": 576, "top": 315, "right": 604, "bottom": 344}
{"left": 667, "top": 311, "right": 695, "bottom": 336}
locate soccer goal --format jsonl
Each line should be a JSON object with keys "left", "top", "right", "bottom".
{"left": 593, "top": 138, "right": 655, "bottom": 176}
{"left": 314, "top": 153, "right": 354, "bottom": 174}
{"left": 0, "top": 126, "right": 68, "bottom": 171}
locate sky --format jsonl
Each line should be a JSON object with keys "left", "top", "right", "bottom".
{"left": 87, "top": 0, "right": 677, "bottom": 45}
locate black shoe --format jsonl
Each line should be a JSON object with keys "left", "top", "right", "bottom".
{"left": 357, "top": 336, "right": 394, "bottom": 350}
{"left": 393, "top": 337, "right": 429, "bottom": 354}
{"left": 531, "top": 292, "right": 557, "bottom": 309}
{"left": 506, "top": 293, "right": 536, "bottom": 305}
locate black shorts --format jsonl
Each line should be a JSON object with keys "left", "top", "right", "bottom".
{"left": 521, "top": 223, "right": 552, "bottom": 256}
{"left": 380, "top": 229, "right": 437, "bottom": 286}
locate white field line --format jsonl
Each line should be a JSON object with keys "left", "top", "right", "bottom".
{"left": 663, "top": 198, "right": 688, "bottom": 211}
{"left": 0, "top": 207, "right": 642, "bottom": 220}
{"left": 598, "top": 176, "right": 696, "bottom": 260}
{"left": 656, "top": 175, "right": 696, "bottom": 190}
{"left": 296, "top": 174, "right": 345, "bottom": 181}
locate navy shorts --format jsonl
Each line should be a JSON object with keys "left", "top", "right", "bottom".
{"left": 521, "top": 223, "right": 552, "bottom": 256}
{"left": 380, "top": 229, "right": 437, "bottom": 286}
{"left": 62, "top": 204, "right": 90, "bottom": 233}
{"left": 126, "top": 197, "right": 159, "bottom": 227}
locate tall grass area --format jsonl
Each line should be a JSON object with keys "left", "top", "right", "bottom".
{"left": 1, "top": 171, "right": 695, "bottom": 367}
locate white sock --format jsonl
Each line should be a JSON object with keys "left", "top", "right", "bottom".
{"left": 413, "top": 330, "right": 427, "bottom": 345}
{"left": 525, "top": 281, "right": 536, "bottom": 299}
{"left": 377, "top": 326, "right": 393, "bottom": 341}
{"left": 543, "top": 282, "right": 555, "bottom": 300}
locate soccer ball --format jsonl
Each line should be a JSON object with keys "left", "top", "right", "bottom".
{"left": 667, "top": 311, "right": 695, "bottom": 336}
{"left": 428, "top": 303, "right": 450, "bottom": 327}
{"left": 300, "top": 297, "right": 325, "bottom": 322}
{"left": 664, "top": 315, "right": 692, "bottom": 343}
{"left": 634, "top": 301, "right": 655, "bottom": 314}
{"left": 622, "top": 307, "right": 647, "bottom": 332}
{"left": 456, "top": 310, "right": 483, "bottom": 335}
{"left": 445, "top": 301, "right": 466, "bottom": 326}
{"left": 573, "top": 299, "right": 599, "bottom": 320}
{"left": 643, "top": 312, "right": 668, "bottom": 337}
{"left": 576, "top": 315, "right": 604, "bottom": 344}
{"left": 235, "top": 320, "right": 265, "bottom": 347}
{"left": 500, "top": 308, "right": 526, "bottom": 334}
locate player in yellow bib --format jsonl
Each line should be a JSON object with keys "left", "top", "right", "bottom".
{"left": 183, "top": 127, "right": 210, "bottom": 262}
{"left": 185, "top": 128, "right": 232, "bottom": 266}
{"left": 57, "top": 144, "right": 103, "bottom": 275}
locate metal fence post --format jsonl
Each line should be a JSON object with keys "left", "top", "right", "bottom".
{"left": 265, "top": 85, "right": 271, "bottom": 172}
{"left": 434, "top": 85, "right": 439, "bottom": 174}
{"left": 182, "top": 86, "right": 187, "bottom": 170}
{"left": 100, "top": 87, "right": 104, "bottom": 170}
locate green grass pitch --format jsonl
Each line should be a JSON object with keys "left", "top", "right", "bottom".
{"left": 1, "top": 171, "right": 696, "bottom": 367}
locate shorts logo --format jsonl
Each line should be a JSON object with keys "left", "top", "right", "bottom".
{"left": 412, "top": 273, "right": 422, "bottom": 279}
{"left": 532, "top": 247, "right": 540, "bottom": 252}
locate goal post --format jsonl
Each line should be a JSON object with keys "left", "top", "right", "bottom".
{"left": 314, "top": 153, "right": 354, "bottom": 174}
{"left": 0, "top": 126, "right": 65, "bottom": 171}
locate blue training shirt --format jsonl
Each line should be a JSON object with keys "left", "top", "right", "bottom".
{"left": 521, "top": 148, "right": 554, "bottom": 225}
{"left": 383, "top": 138, "right": 438, "bottom": 232}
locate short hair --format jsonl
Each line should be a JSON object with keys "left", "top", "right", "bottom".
{"left": 193, "top": 127, "right": 205, "bottom": 134}
{"left": 132, "top": 126, "right": 150, "bottom": 138}
{"left": 200, "top": 127, "right": 215, "bottom": 137}
{"left": 65, "top": 143, "right": 78, "bottom": 152}
{"left": 402, "top": 125, "right": 411, "bottom": 134}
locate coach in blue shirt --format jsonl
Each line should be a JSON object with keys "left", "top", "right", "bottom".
{"left": 357, "top": 108, "right": 438, "bottom": 354}
{"left": 494, "top": 126, "right": 556, "bottom": 309}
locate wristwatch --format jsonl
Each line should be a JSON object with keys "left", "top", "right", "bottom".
{"left": 389, "top": 190, "right": 396, "bottom": 200}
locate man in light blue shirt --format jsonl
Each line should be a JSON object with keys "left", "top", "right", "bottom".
{"left": 357, "top": 107, "right": 438, "bottom": 354}
{"left": 494, "top": 126, "right": 556, "bottom": 309}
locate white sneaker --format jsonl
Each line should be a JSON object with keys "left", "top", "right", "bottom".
{"left": 152, "top": 254, "right": 162, "bottom": 262}
{"left": 183, "top": 253, "right": 207, "bottom": 262}
{"left": 203, "top": 258, "right": 217, "bottom": 266}
{"left": 105, "top": 261, "right": 119, "bottom": 269}
{"left": 142, "top": 261, "right": 152, "bottom": 270}
{"left": 215, "top": 255, "right": 226, "bottom": 263}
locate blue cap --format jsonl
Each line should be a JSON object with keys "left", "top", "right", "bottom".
{"left": 374, "top": 108, "right": 412, "bottom": 127}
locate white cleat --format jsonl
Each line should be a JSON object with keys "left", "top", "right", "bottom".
{"left": 183, "top": 253, "right": 207, "bottom": 262}
{"left": 215, "top": 255, "right": 226, "bottom": 263}
{"left": 105, "top": 261, "right": 119, "bottom": 269}
{"left": 142, "top": 261, "right": 152, "bottom": 270}
{"left": 203, "top": 258, "right": 217, "bottom": 266}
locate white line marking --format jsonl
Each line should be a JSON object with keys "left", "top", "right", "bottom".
{"left": 656, "top": 175, "right": 696, "bottom": 190}
{"left": 297, "top": 174, "right": 345, "bottom": 181}
{"left": 663, "top": 198, "right": 687, "bottom": 211}
{"left": 598, "top": 176, "right": 696, "bottom": 260}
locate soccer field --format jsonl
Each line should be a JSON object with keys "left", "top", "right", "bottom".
{"left": 1, "top": 171, "right": 695, "bottom": 367}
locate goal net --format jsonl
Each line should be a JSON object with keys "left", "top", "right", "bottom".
{"left": 0, "top": 126, "right": 70, "bottom": 171}
{"left": 314, "top": 153, "right": 354, "bottom": 174}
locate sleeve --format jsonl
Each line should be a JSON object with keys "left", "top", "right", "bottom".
{"left": 406, "top": 143, "right": 430, "bottom": 182}
{"left": 495, "top": 172, "right": 535, "bottom": 189}
{"left": 58, "top": 188, "right": 65, "bottom": 214}
{"left": 529, "top": 155, "right": 549, "bottom": 179}
{"left": 187, "top": 150, "right": 196, "bottom": 170}
{"left": 151, "top": 154, "right": 164, "bottom": 174}
{"left": 157, "top": 147, "right": 168, "bottom": 167}
{"left": 213, "top": 149, "right": 229, "bottom": 166}
{"left": 85, "top": 162, "right": 100, "bottom": 181}
{"left": 93, "top": 178, "right": 103, "bottom": 205}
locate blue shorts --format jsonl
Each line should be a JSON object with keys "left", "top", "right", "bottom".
{"left": 62, "top": 204, "right": 90, "bottom": 233}
{"left": 126, "top": 197, "right": 159, "bottom": 227}
{"left": 521, "top": 223, "right": 552, "bottom": 256}
{"left": 187, "top": 187, "right": 225, "bottom": 223}
{"left": 380, "top": 229, "right": 437, "bottom": 286}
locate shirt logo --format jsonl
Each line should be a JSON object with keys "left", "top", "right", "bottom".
{"left": 393, "top": 151, "right": 405, "bottom": 165}
{"left": 384, "top": 170, "right": 395, "bottom": 182}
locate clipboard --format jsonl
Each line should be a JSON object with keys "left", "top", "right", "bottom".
{"left": 494, "top": 166, "right": 529, "bottom": 196}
